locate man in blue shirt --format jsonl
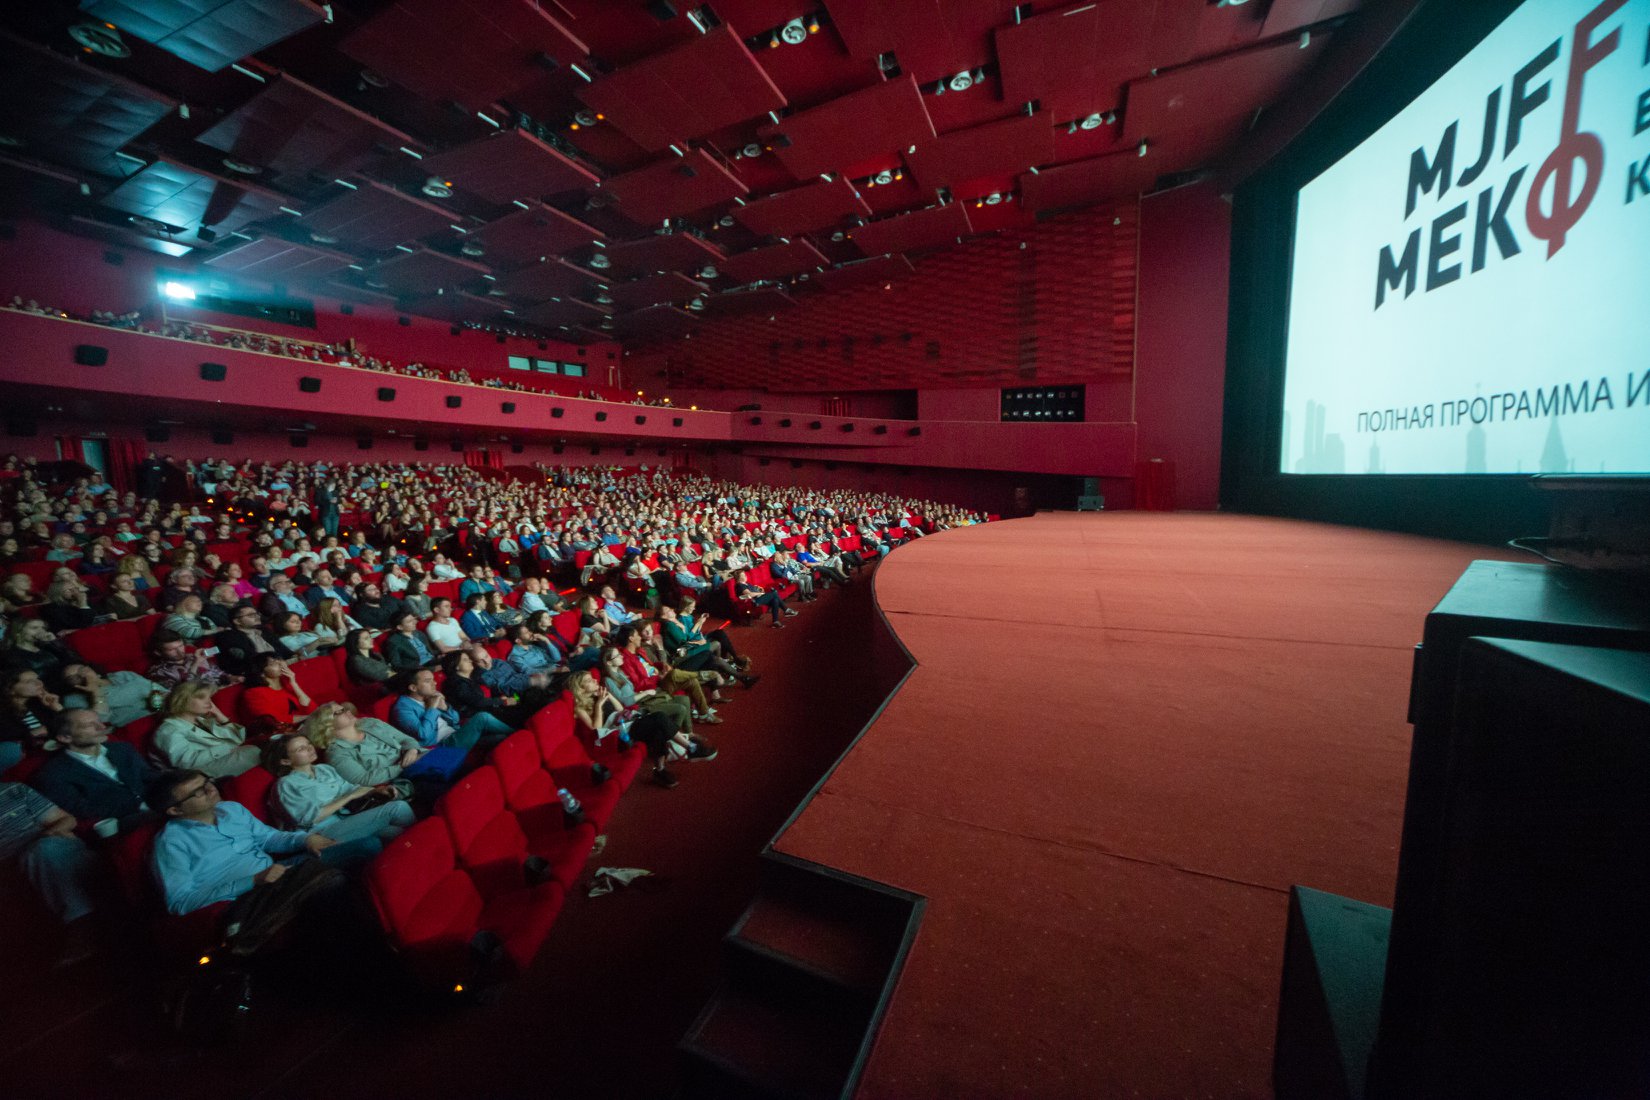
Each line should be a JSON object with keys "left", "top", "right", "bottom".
{"left": 390, "top": 669, "right": 506, "bottom": 751}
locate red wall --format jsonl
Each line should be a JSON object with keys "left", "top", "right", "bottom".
{"left": 1133, "top": 183, "right": 1231, "bottom": 511}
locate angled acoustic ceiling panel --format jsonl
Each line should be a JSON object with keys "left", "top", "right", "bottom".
{"left": 850, "top": 201, "right": 972, "bottom": 256}
{"left": 613, "top": 303, "right": 697, "bottom": 340}
{"left": 467, "top": 203, "right": 603, "bottom": 270}
{"left": 905, "top": 111, "right": 1056, "bottom": 192}
{"left": 80, "top": 0, "right": 327, "bottom": 72}
{"left": 578, "top": 24, "right": 786, "bottom": 153}
{"left": 808, "top": 253, "right": 915, "bottom": 293}
{"left": 609, "top": 272, "right": 708, "bottom": 312}
{"left": 1263, "top": 0, "right": 1364, "bottom": 36}
{"left": 1018, "top": 149, "right": 1160, "bottom": 214}
{"left": 994, "top": 0, "right": 1153, "bottom": 122}
{"left": 195, "top": 75, "right": 422, "bottom": 198}
{"left": 703, "top": 286, "right": 796, "bottom": 316}
{"left": 0, "top": 30, "right": 177, "bottom": 179}
{"left": 824, "top": 0, "right": 1021, "bottom": 83}
{"left": 419, "top": 129, "right": 599, "bottom": 205}
{"left": 520, "top": 297, "right": 611, "bottom": 329}
{"left": 758, "top": 75, "right": 935, "bottom": 181}
{"left": 497, "top": 256, "right": 599, "bottom": 302}
{"left": 338, "top": 0, "right": 588, "bottom": 113}
{"left": 299, "top": 178, "right": 454, "bottom": 251}
{"left": 733, "top": 177, "right": 871, "bottom": 239}
{"left": 1123, "top": 31, "right": 1336, "bottom": 145}
{"left": 603, "top": 233, "right": 726, "bottom": 279}
{"left": 100, "top": 157, "right": 286, "bottom": 233}
{"left": 202, "top": 236, "right": 354, "bottom": 280}
{"left": 601, "top": 149, "right": 748, "bottom": 225}
{"left": 398, "top": 290, "right": 506, "bottom": 324}
{"left": 719, "top": 238, "right": 830, "bottom": 284}
{"left": 370, "top": 247, "right": 491, "bottom": 296}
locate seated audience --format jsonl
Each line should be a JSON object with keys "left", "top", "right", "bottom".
{"left": 390, "top": 668, "right": 510, "bottom": 752}
{"left": 153, "top": 680, "right": 260, "bottom": 777}
{"left": 0, "top": 782, "right": 103, "bottom": 960}
{"left": 383, "top": 611, "right": 437, "bottom": 671}
{"left": 1, "top": 667, "right": 63, "bottom": 769}
{"left": 98, "top": 573, "right": 152, "bottom": 620}
{"left": 240, "top": 654, "right": 312, "bottom": 732}
{"left": 342, "top": 628, "right": 394, "bottom": 687}
{"left": 264, "top": 733, "right": 413, "bottom": 842}
{"left": 31, "top": 709, "right": 153, "bottom": 833}
{"left": 57, "top": 663, "right": 162, "bottom": 728}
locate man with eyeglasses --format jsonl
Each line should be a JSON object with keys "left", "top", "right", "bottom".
{"left": 147, "top": 769, "right": 379, "bottom": 918}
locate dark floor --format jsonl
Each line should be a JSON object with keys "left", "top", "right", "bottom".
{"left": 1, "top": 571, "right": 894, "bottom": 1100}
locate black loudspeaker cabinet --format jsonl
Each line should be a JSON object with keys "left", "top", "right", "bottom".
{"left": 445, "top": 396, "right": 462, "bottom": 408}
{"left": 298, "top": 377, "right": 322, "bottom": 393}
{"left": 74, "top": 344, "right": 108, "bottom": 366}
{"left": 377, "top": 387, "right": 396, "bottom": 401}
{"left": 199, "top": 362, "right": 227, "bottom": 381}
{"left": 1393, "top": 638, "right": 1650, "bottom": 1099}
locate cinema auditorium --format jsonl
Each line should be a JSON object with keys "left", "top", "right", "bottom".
{"left": 2, "top": 1, "right": 1648, "bottom": 1097}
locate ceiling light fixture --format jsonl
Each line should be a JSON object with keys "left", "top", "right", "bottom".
{"left": 741, "top": 142, "right": 762, "bottom": 158}
{"left": 569, "top": 63, "right": 593, "bottom": 82}
{"left": 69, "top": 22, "right": 130, "bottom": 58}
{"left": 985, "top": 192, "right": 1003, "bottom": 205}
{"left": 688, "top": 297, "right": 704, "bottom": 310}
{"left": 718, "top": 214, "right": 735, "bottom": 227}
{"left": 360, "top": 69, "right": 389, "bottom": 88}
{"left": 589, "top": 253, "right": 611, "bottom": 269}
{"left": 310, "top": 232, "right": 339, "bottom": 245}
{"left": 699, "top": 264, "right": 717, "bottom": 279}
{"left": 221, "top": 157, "right": 261, "bottom": 175}
{"left": 461, "top": 242, "right": 485, "bottom": 257}
{"left": 574, "top": 110, "right": 597, "bottom": 127}
{"left": 780, "top": 18, "right": 807, "bottom": 44}
{"left": 422, "top": 176, "right": 454, "bottom": 198}
{"left": 1080, "top": 112, "right": 1104, "bottom": 130}
{"left": 948, "top": 70, "right": 974, "bottom": 92}
{"left": 1137, "top": 140, "right": 1149, "bottom": 157}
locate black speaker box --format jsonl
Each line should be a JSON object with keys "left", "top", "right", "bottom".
{"left": 634, "top": 415, "right": 646, "bottom": 424}
{"left": 445, "top": 396, "right": 462, "bottom": 408}
{"left": 298, "top": 377, "right": 322, "bottom": 393}
{"left": 779, "top": 418, "right": 792, "bottom": 428}
{"left": 510, "top": 443, "right": 524, "bottom": 454}
{"left": 356, "top": 437, "right": 372, "bottom": 450}
{"left": 502, "top": 402, "right": 516, "bottom": 414}
{"left": 200, "top": 363, "right": 227, "bottom": 382}
{"left": 594, "top": 412, "right": 607, "bottom": 422}
{"left": 672, "top": 417, "right": 683, "bottom": 427}
{"left": 74, "top": 344, "right": 108, "bottom": 366}
{"left": 551, "top": 408, "right": 565, "bottom": 418}
{"left": 377, "top": 387, "right": 396, "bottom": 402}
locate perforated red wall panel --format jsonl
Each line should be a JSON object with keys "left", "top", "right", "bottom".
{"left": 602, "top": 149, "right": 748, "bottom": 225}
{"left": 759, "top": 76, "right": 935, "bottom": 181}
{"left": 719, "top": 239, "right": 829, "bottom": 284}
{"left": 1019, "top": 150, "right": 1159, "bottom": 214}
{"left": 823, "top": 0, "right": 1020, "bottom": 82}
{"left": 467, "top": 203, "right": 604, "bottom": 270}
{"left": 419, "top": 130, "right": 599, "bottom": 205}
{"left": 734, "top": 177, "right": 871, "bottom": 238}
{"left": 905, "top": 111, "right": 1056, "bottom": 192}
{"left": 339, "top": 0, "right": 587, "bottom": 114}
{"left": 994, "top": 1, "right": 1151, "bottom": 121}
{"left": 625, "top": 202, "right": 1136, "bottom": 392}
{"left": 578, "top": 25, "right": 786, "bottom": 153}
{"left": 850, "top": 201, "right": 972, "bottom": 256}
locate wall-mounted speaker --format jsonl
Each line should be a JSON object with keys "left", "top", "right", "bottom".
{"left": 377, "top": 387, "right": 396, "bottom": 401}
{"left": 589, "top": 446, "right": 600, "bottom": 455}
{"left": 594, "top": 412, "right": 607, "bottom": 422}
{"left": 840, "top": 423, "right": 855, "bottom": 432}
{"left": 750, "top": 417, "right": 763, "bottom": 426}
{"left": 790, "top": 459, "right": 803, "bottom": 468}
{"left": 356, "top": 437, "right": 373, "bottom": 450}
{"left": 625, "top": 446, "right": 636, "bottom": 456}
{"left": 758, "top": 458, "right": 772, "bottom": 467}
{"left": 502, "top": 402, "right": 516, "bottom": 414}
{"left": 672, "top": 417, "right": 684, "bottom": 427}
{"left": 199, "top": 363, "right": 227, "bottom": 382}
{"left": 397, "top": 316, "right": 411, "bottom": 327}
{"left": 445, "top": 396, "right": 462, "bottom": 408}
{"left": 414, "top": 439, "right": 429, "bottom": 452}
{"left": 210, "top": 429, "right": 234, "bottom": 445}
{"left": 450, "top": 326, "right": 461, "bottom": 336}
{"left": 495, "top": 335, "right": 507, "bottom": 344}
{"left": 144, "top": 426, "right": 170, "bottom": 443}
{"left": 510, "top": 443, "right": 524, "bottom": 454}
{"left": 551, "top": 408, "right": 565, "bottom": 418}
{"left": 779, "top": 418, "right": 792, "bottom": 428}
{"left": 552, "top": 444, "right": 564, "bottom": 455}
{"left": 634, "top": 415, "right": 646, "bottom": 425}
{"left": 74, "top": 344, "right": 108, "bottom": 366}
{"left": 289, "top": 433, "right": 308, "bottom": 448}
{"left": 808, "top": 421, "right": 822, "bottom": 430}
{"left": 873, "top": 425, "right": 888, "bottom": 435}
{"left": 298, "top": 377, "right": 322, "bottom": 393}
{"left": 907, "top": 426, "right": 922, "bottom": 437}
{"left": 450, "top": 440, "right": 463, "bottom": 452}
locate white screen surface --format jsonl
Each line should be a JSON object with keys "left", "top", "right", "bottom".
{"left": 1280, "top": 0, "right": 1650, "bottom": 474}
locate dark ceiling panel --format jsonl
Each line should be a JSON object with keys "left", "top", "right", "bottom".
{"left": 613, "top": 303, "right": 696, "bottom": 339}
{"left": 995, "top": 1, "right": 1152, "bottom": 122}
{"left": 720, "top": 238, "right": 829, "bottom": 284}
{"left": 520, "top": 297, "right": 610, "bottom": 329}
{"left": 398, "top": 289, "right": 507, "bottom": 324}
{"left": 81, "top": 0, "right": 327, "bottom": 73}
{"left": 578, "top": 25, "right": 786, "bottom": 153}
{"left": 905, "top": 111, "right": 1056, "bottom": 192}
{"left": 1018, "top": 149, "right": 1159, "bottom": 214}
{"left": 850, "top": 201, "right": 971, "bottom": 256}
{"left": 609, "top": 272, "right": 708, "bottom": 312}
{"left": 807, "top": 252, "right": 913, "bottom": 292}
{"left": 711, "top": 0, "right": 812, "bottom": 38}
{"left": 194, "top": 75, "right": 422, "bottom": 197}
{"left": 338, "top": 0, "right": 588, "bottom": 114}
{"left": 100, "top": 157, "right": 287, "bottom": 233}
{"left": 759, "top": 75, "right": 934, "bottom": 180}
{"left": 823, "top": 0, "right": 1019, "bottom": 83}
{"left": 497, "top": 256, "right": 599, "bottom": 302}
{"left": 1122, "top": 32, "right": 1336, "bottom": 145}
{"left": 601, "top": 149, "right": 748, "bottom": 224}
{"left": 703, "top": 286, "right": 795, "bottom": 316}
{"left": 733, "top": 177, "right": 870, "bottom": 238}
{"left": 467, "top": 203, "right": 604, "bottom": 269}
{"left": 202, "top": 235, "right": 354, "bottom": 279}
{"left": 749, "top": 19, "right": 881, "bottom": 112}
{"left": 299, "top": 178, "right": 454, "bottom": 251}
{"left": 1263, "top": 0, "right": 1364, "bottom": 36}
{"left": 0, "top": 30, "right": 177, "bottom": 179}
{"left": 419, "top": 129, "right": 599, "bottom": 205}
{"left": 370, "top": 246, "right": 491, "bottom": 296}
{"left": 603, "top": 233, "right": 726, "bottom": 279}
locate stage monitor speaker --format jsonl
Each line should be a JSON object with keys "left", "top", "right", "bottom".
{"left": 74, "top": 344, "right": 108, "bottom": 366}
{"left": 1077, "top": 495, "right": 1105, "bottom": 512}
{"left": 502, "top": 402, "right": 516, "bottom": 414}
{"left": 211, "top": 429, "right": 234, "bottom": 445}
{"left": 377, "top": 387, "right": 395, "bottom": 402}
{"left": 298, "top": 377, "right": 322, "bottom": 393}
{"left": 144, "top": 426, "right": 170, "bottom": 443}
{"left": 1082, "top": 477, "right": 1101, "bottom": 497}
{"left": 445, "top": 396, "right": 462, "bottom": 408}
{"left": 200, "top": 363, "right": 227, "bottom": 381}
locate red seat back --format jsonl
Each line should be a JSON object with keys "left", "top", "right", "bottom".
{"left": 290, "top": 655, "right": 346, "bottom": 706}
{"left": 217, "top": 767, "right": 277, "bottom": 825}
{"left": 70, "top": 619, "right": 144, "bottom": 673}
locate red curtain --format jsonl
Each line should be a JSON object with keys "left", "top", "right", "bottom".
{"left": 463, "top": 450, "right": 503, "bottom": 470}
{"left": 55, "top": 436, "right": 83, "bottom": 463}
{"left": 107, "top": 438, "right": 146, "bottom": 493}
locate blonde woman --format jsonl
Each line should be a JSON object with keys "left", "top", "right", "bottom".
{"left": 115, "top": 553, "right": 159, "bottom": 592}
{"left": 153, "top": 680, "right": 260, "bottom": 777}
{"left": 264, "top": 733, "right": 413, "bottom": 841}
{"left": 311, "top": 597, "right": 359, "bottom": 650}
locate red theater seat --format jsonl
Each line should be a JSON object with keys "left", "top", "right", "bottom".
{"left": 217, "top": 767, "right": 277, "bottom": 825}
{"left": 69, "top": 619, "right": 144, "bottom": 672}
{"left": 290, "top": 655, "right": 347, "bottom": 707}
{"left": 439, "top": 769, "right": 534, "bottom": 899}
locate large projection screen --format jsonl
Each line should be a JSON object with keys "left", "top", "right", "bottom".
{"left": 1280, "top": 0, "right": 1650, "bottom": 475}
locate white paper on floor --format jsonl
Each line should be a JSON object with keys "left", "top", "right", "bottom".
{"left": 588, "top": 866, "right": 653, "bottom": 897}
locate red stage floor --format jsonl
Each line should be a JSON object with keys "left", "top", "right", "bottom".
{"left": 774, "top": 512, "right": 1521, "bottom": 1098}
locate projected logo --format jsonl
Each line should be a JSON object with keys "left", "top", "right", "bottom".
{"left": 1375, "top": 0, "right": 1635, "bottom": 309}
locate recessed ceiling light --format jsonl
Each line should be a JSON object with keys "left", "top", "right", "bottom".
{"left": 596, "top": 293, "right": 613, "bottom": 304}
{"left": 985, "top": 192, "right": 1003, "bottom": 205}
{"left": 589, "top": 253, "right": 611, "bottom": 269}
{"left": 874, "top": 169, "right": 894, "bottom": 185}
{"left": 718, "top": 214, "right": 735, "bottom": 227}
{"left": 421, "top": 176, "right": 453, "bottom": 198}
{"left": 221, "top": 157, "right": 261, "bottom": 175}
{"left": 698, "top": 264, "right": 717, "bottom": 279}
{"left": 574, "top": 109, "right": 597, "bottom": 127}
{"left": 1079, "top": 112, "right": 1104, "bottom": 130}
{"left": 948, "top": 70, "right": 973, "bottom": 92}
{"left": 360, "top": 69, "right": 389, "bottom": 88}
{"left": 741, "top": 143, "right": 762, "bottom": 158}
{"left": 780, "top": 18, "right": 807, "bottom": 44}
{"left": 309, "top": 232, "right": 339, "bottom": 245}
{"left": 69, "top": 22, "right": 129, "bottom": 58}
{"left": 460, "top": 242, "right": 485, "bottom": 257}
{"left": 688, "top": 297, "right": 704, "bottom": 310}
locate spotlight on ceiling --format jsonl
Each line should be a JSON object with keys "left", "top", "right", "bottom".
{"left": 718, "top": 214, "right": 735, "bottom": 227}
{"left": 830, "top": 230, "right": 845, "bottom": 241}
{"left": 589, "top": 252, "right": 611, "bottom": 269}
{"left": 780, "top": 18, "right": 808, "bottom": 44}
{"left": 595, "top": 293, "right": 613, "bottom": 305}
{"left": 741, "top": 142, "right": 762, "bottom": 158}
{"left": 161, "top": 280, "right": 195, "bottom": 302}
{"left": 1079, "top": 112, "right": 1105, "bottom": 131}
{"left": 688, "top": 297, "right": 705, "bottom": 311}
{"left": 421, "top": 176, "right": 453, "bottom": 198}
{"left": 69, "top": 22, "right": 129, "bottom": 58}
{"left": 460, "top": 242, "right": 485, "bottom": 257}
{"left": 948, "top": 70, "right": 974, "bottom": 92}
{"left": 221, "top": 158, "right": 262, "bottom": 175}
{"left": 309, "top": 232, "right": 339, "bottom": 245}
{"left": 1137, "top": 140, "right": 1150, "bottom": 158}
{"left": 698, "top": 264, "right": 718, "bottom": 279}
{"left": 985, "top": 192, "right": 1003, "bottom": 205}
{"left": 874, "top": 169, "right": 894, "bottom": 185}
{"left": 573, "top": 109, "right": 598, "bottom": 127}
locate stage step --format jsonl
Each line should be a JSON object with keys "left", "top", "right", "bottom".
{"left": 726, "top": 875, "right": 904, "bottom": 995}
{"left": 1274, "top": 886, "right": 1391, "bottom": 1100}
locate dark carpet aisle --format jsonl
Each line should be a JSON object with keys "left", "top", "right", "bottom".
{"left": 775, "top": 512, "right": 1523, "bottom": 1099}
{"left": 1, "top": 570, "right": 896, "bottom": 1100}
